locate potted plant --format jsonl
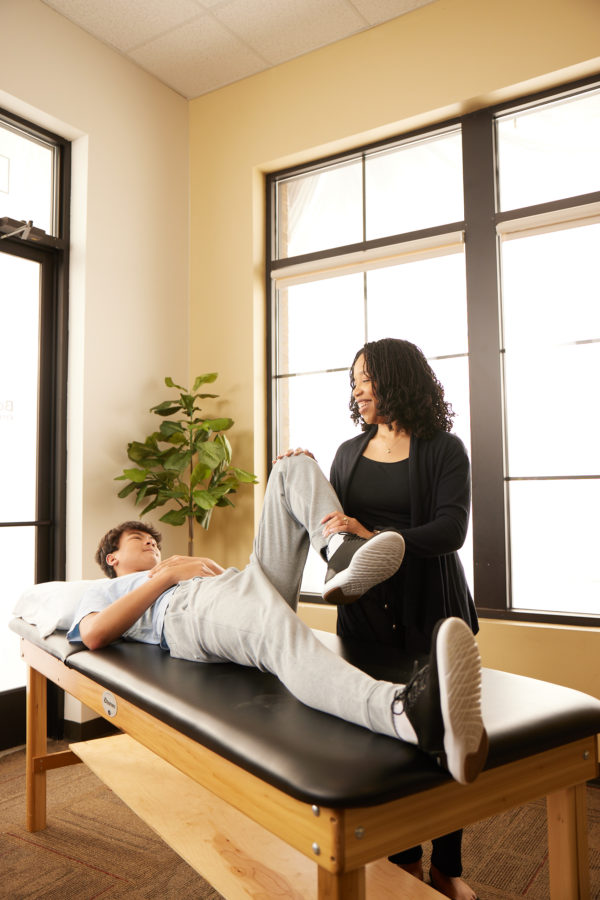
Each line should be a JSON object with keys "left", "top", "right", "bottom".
{"left": 116, "top": 374, "right": 256, "bottom": 555}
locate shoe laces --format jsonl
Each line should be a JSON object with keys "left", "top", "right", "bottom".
{"left": 394, "top": 660, "right": 430, "bottom": 715}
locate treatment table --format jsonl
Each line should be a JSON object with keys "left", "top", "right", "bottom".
{"left": 10, "top": 617, "right": 600, "bottom": 899}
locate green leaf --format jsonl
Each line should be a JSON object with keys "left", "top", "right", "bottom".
{"left": 190, "top": 461, "right": 212, "bottom": 488}
{"left": 122, "top": 467, "right": 149, "bottom": 483}
{"left": 196, "top": 442, "right": 226, "bottom": 469}
{"left": 159, "top": 508, "right": 189, "bottom": 526}
{"left": 214, "top": 432, "right": 232, "bottom": 458}
{"left": 200, "top": 417, "right": 233, "bottom": 432}
{"left": 151, "top": 400, "right": 183, "bottom": 416}
{"left": 163, "top": 449, "right": 192, "bottom": 473}
{"left": 159, "top": 420, "right": 184, "bottom": 437}
{"left": 165, "top": 377, "right": 186, "bottom": 391}
{"left": 165, "top": 432, "right": 186, "bottom": 445}
{"left": 117, "top": 482, "right": 137, "bottom": 498}
{"left": 140, "top": 497, "right": 163, "bottom": 515}
{"left": 192, "top": 373, "right": 218, "bottom": 391}
{"left": 196, "top": 509, "right": 213, "bottom": 529}
{"left": 178, "top": 393, "right": 195, "bottom": 415}
{"left": 192, "top": 489, "right": 218, "bottom": 510}
{"left": 135, "top": 484, "right": 150, "bottom": 504}
{"left": 232, "top": 467, "right": 258, "bottom": 483}
{"left": 127, "top": 440, "right": 155, "bottom": 463}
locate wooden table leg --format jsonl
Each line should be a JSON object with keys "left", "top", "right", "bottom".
{"left": 547, "top": 783, "right": 590, "bottom": 900}
{"left": 318, "top": 866, "right": 366, "bottom": 899}
{"left": 26, "top": 665, "right": 47, "bottom": 832}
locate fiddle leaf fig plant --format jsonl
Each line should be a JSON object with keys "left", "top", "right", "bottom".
{"left": 116, "top": 374, "right": 257, "bottom": 554}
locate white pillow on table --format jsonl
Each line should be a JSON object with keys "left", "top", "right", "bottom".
{"left": 12, "top": 579, "right": 108, "bottom": 638}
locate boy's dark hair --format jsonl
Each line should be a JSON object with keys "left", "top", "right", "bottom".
{"left": 95, "top": 520, "right": 162, "bottom": 578}
{"left": 350, "top": 338, "right": 455, "bottom": 439}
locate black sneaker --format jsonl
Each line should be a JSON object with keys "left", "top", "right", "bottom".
{"left": 322, "top": 531, "right": 405, "bottom": 605}
{"left": 393, "top": 617, "right": 488, "bottom": 785}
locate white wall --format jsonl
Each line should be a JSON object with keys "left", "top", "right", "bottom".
{"left": 0, "top": 0, "right": 190, "bottom": 575}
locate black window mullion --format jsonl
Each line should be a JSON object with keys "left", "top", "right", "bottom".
{"left": 461, "top": 110, "right": 508, "bottom": 614}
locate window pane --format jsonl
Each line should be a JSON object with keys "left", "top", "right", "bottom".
{"left": 0, "top": 526, "right": 35, "bottom": 690}
{"left": 365, "top": 130, "right": 463, "bottom": 239}
{"left": 366, "top": 251, "right": 468, "bottom": 357}
{"left": 501, "top": 225, "right": 600, "bottom": 349}
{"left": 504, "top": 343, "right": 599, "bottom": 477}
{"left": 276, "top": 370, "right": 357, "bottom": 476}
{"left": 0, "top": 253, "right": 40, "bottom": 521}
{"left": 276, "top": 273, "right": 365, "bottom": 375}
{"left": 501, "top": 225, "right": 600, "bottom": 477}
{"left": 430, "top": 356, "right": 471, "bottom": 456}
{"left": 275, "top": 160, "right": 363, "bottom": 258}
{"left": 430, "top": 356, "right": 473, "bottom": 594}
{"left": 496, "top": 88, "right": 600, "bottom": 211}
{"left": 509, "top": 480, "right": 599, "bottom": 616}
{"left": 0, "top": 121, "right": 55, "bottom": 235}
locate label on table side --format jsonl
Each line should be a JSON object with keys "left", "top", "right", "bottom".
{"left": 102, "top": 691, "right": 118, "bottom": 717}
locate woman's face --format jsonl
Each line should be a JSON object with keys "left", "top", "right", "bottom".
{"left": 352, "top": 354, "right": 384, "bottom": 425}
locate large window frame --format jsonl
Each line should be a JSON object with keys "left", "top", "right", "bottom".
{"left": 266, "top": 75, "right": 600, "bottom": 629}
{"left": 0, "top": 107, "right": 70, "bottom": 747}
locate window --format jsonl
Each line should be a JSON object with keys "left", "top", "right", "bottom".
{"left": 495, "top": 87, "right": 600, "bottom": 618}
{"left": 0, "top": 108, "right": 70, "bottom": 746}
{"left": 267, "top": 77, "right": 600, "bottom": 626}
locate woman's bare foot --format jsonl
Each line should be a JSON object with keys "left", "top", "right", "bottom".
{"left": 397, "top": 860, "right": 424, "bottom": 881}
{"left": 430, "top": 864, "right": 478, "bottom": 900}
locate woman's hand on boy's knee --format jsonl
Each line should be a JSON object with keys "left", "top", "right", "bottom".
{"left": 272, "top": 447, "right": 315, "bottom": 464}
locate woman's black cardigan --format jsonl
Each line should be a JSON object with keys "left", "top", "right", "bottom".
{"left": 330, "top": 426, "right": 478, "bottom": 640}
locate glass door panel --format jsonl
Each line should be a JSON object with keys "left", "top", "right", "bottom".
{"left": 0, "top": 252, "right": 41, "bottom": 691}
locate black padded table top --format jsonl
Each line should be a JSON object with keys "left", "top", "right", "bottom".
{"left": 11, "top": 618, "right": 600, "bottom": 807}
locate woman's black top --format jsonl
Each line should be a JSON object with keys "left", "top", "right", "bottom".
{"left": 330, "top": 427, "right": 478, "bottom": 647}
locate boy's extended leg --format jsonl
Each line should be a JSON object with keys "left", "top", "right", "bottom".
{"left": 164, "top": 569, "right": 488, "bottom": 784}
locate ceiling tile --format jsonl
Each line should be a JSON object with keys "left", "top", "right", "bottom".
{"left": 350, "top": 0, "right": 436, "bottom": 26}
{"left": 213, "top": 0, "right": 368, "bottom": 66}
{"left": 41, "top": 0, "right": 205, "bottom": 52}
{"left": 40, "top": 0, "right": 440, "bottom": 98}
{"left": 129, "top": 15, "right": 267, "bottom": 97}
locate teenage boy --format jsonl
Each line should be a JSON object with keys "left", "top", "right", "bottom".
{"left": 68, "top": 453, "right": 487, "bottom": 785}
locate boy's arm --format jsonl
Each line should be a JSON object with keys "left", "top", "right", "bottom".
{"left": 79, "top": 556, "right": 223, "bottom": 651}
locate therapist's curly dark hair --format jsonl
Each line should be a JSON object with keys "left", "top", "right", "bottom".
{"left": 95, "top": 520, "right": 162, "bottom": 578}
{"left": 350, "top": 338, "right": 455, "bottom": 439}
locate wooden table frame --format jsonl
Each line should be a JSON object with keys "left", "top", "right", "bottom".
{"left": 22, "top": 638, "right": 598, "bottom": 899}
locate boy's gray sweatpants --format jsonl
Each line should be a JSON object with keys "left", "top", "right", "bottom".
{"left": 163, "top": 453, "right": 399, "bottom": 738}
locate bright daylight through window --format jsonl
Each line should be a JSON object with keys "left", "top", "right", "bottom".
{"left": 268, "top": 79, "right": 600, "bottom": 624}
{"left": 0, "top": 112, "right": 68, "bottom": 695}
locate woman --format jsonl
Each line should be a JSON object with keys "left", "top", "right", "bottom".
{"left": 321, "top": 338, "right": 478, "bottom": 900}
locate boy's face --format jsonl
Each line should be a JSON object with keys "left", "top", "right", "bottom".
{"left": 106, "top": 529, "right": 161, "bottom": 576}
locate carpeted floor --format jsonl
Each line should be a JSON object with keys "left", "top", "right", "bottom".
{"left": 1, "top": 741, "right": 599, "bottom": 899}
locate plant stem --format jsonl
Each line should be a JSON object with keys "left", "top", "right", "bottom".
{"left": 188, "top": 515, "right": 194, "bottom": 556}
{"left": 188, "top": 409, "right": 194, "bottom": 556}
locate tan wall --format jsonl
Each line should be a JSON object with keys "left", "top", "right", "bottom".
{"left": 1, "top": 0, "right": 190, "bottom": 575}
{"left": 189, "top": 0, "right": 600, "bottom": 696}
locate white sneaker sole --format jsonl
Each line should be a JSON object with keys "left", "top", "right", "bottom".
{"left": 436, "top": 618, "right": 488, "bottom": 784}
{"left": 322, "top": 532, "right": 405, "bottom": 605}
